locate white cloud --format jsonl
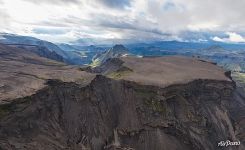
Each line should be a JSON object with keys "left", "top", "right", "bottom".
{"left": 212, "top": 32, "right": 245, "bottom": 43}
{"left": 1, "top": 0, "right": 245, "bottom": 43}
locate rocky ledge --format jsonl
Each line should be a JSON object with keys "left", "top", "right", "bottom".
{"left": 0, "top": 46, "right": 244, "bottom": 150}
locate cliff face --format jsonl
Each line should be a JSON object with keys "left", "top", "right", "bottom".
{"left": 0, "top": 76, "right": 241, "bottom": 150}
{"left": 0, "top": 49, "right": 244, "bottom": 150}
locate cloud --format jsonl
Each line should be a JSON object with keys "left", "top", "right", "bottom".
{"left": 90, "top": 13, "right": 169, "bottom": 36}
{"left": 23, "top": 0, "right": 130, "bottom": 8}
{"left": 0, "top": 10, "right": 8, "bottom": 24}
{"left": 1, "top": 0, "right": 245, "bottom": 43}
{"left": 0, "top": 2, "right": 10, "bottom": 30}
{"left": 96, "top": 0, "right": 130, "bottom": 9}
{"left": 32, "top": 27, "right": 68, "bottom": 35}
{"left": 22, "top": 0, "right": 80, "bottom": 5}
{"left": 212, "top": 32, "right": 245, "bottom": 43}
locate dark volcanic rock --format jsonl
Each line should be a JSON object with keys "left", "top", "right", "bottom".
{"left": 0, "top": 76, "right": 241, "bottom": 150}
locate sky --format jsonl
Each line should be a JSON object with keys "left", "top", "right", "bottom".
{"left": 1, "top": 0, "right": 245, "bottom": 44}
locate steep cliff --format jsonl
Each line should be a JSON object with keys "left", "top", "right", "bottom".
{"left": 0, "top": 50, "right": 244, "bottom": 150}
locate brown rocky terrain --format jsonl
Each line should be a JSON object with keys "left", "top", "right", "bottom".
{"left": 0, "top": 44, "right": 95, "bottom": 104}
{"left": 0, "top": 44, "right": 244, "bottom": 150}
{"left": 89, "top": 56, "right": 230, "bottom": 87}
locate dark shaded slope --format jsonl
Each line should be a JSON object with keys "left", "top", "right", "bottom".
{"left": 6, "top": 44, "right": 64, "bottom": 62}
{"left": 0, "top": 75, "right": 241, "bottom": 150}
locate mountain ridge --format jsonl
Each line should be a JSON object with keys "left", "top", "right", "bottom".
{"left": 0, "top": 44, "right": 244, "bottom": 149}
{"left": 0, "top": 33, "right": 90, "bottom": 65}
{"left": 91, "top": 44, "right": 130, "bottom": 67}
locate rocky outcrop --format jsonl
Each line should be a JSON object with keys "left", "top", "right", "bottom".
{"left": 0, "top": 52, "right": 244, "bottom": 150}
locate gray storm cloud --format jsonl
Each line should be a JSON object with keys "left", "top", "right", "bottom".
{"left": 1, "top": 0, "right": 245, "bottom": 43}
{"left": 22, "top": 0, "right": 130, "bottom": 8}
{"left": 98, "top": 0, "right": 130, "bottom": 9}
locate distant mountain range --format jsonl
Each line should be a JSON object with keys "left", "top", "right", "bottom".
{"left": 1, "top": 33, "right": 245, "bottom": 72}
{"left": 0, "top": 33, "right": 105, "bottom": 65}
{"left": 91, "top": 43, "right": 245, "bottom": 72}
{"left": 125, "top": 42, "right": 245, "bottom": 72}
{"left": 0, "top": 33, "right": 67, "bottom": 57}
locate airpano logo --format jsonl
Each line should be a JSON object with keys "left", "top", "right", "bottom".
{"left": 218, "top": 140, "right": 240, "bottom": 147}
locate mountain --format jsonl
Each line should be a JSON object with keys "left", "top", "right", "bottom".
{"left": 6, "top": 44, "right": 64, "bottom": 62}
{"left": 0, "top": 33, "right": 67, "bottom": 57}
{"left": 1, "top": 33, "right": 245, "bottom": 70}
{"left": 91, "top": 44, "right": 130, "bottom": 67}
{"left": 0, "top": 33, "right": 89, "bottom": 65}
{"left": 0, "top": 45, "right": 244, "bottom": 149}
{"left": 57, "top": 44, "right": 108, "bottom": 65}
{"left": 127, "top": 40, "right": 245, "bottom": 52}
{"left": 194, "top": 46, "right": 245, "bottom": 72}
{"left": 58, "top": 43, "right": 81, "bottom": 51}
{"left": 124, "top": 41, "right": 245, "bottom": 72}
{"left": 0, "top": 44, "right": 94, "bottom": 103}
